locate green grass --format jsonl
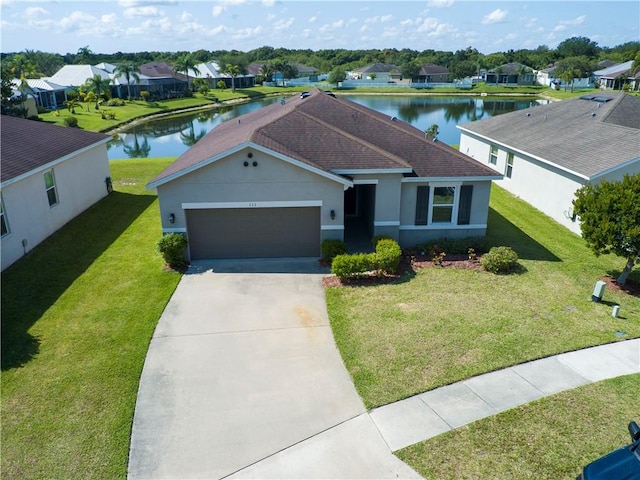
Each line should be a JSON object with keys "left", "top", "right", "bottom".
{"left": 1, "top": 158, "right": 180, "bottom": 479}
{"left": 326, "top": 185, "right": 640, "bottom": 409}
{"left": 397, "top": 373, "right": 639, "bottom": 479}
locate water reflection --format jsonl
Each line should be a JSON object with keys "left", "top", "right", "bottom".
{"left": 107, "top": 95, "right": 547, "bottom": 159}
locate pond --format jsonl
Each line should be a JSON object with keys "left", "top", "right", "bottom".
{"left": 107, "top": 95, "right": 548, "bottom": 160}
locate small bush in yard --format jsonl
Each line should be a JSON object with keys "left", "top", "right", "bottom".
{"left": 372, "top": 234, "right": 393, "bottom": 247}
{"left": 63, "top": 116, "right": 78, "bottom": 127}
{"left": 156, "top": 233, "right": 188, "bottom": 267}
{"left": 481, "top": 246, "right": 520, "bottom": 274}
{"left": 331, "top": 253, "right": 375, "bottom": 280}
{"left": 321, "top": 239, "right": 347, "bottom": 264}
{"left": 375, "top": 238, "right": 402, "bottom": 274}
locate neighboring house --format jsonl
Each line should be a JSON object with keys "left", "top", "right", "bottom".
{"left": 536, "top": 64, "right": 557, "bottom": 87}
{"left": 46, "top": 64, "right": 111, "bottom": 89}
{"left": 0, "top": 116, "right": 111, "bottom": 271}
{"left": 147, "top": 89, "right": 501, "bottom": 260}
{"left": 190, "top": 62, "right": 255, "bottom": 89}
{"left": 137, "top": 62, "right": 189, "bottom": 99}
{"left": 247, "top": 62, "right": 318, "bottom": 79}
{"left": 593, "top": 60, "right": 636, "bottom": 90}
{"left": 24, "top": 78, "right": 67, "bottom": 110}
{"left": 413, "top": 64, "right": 449, "bottom": 83}
{"left": 485, "top": 63, "right": 535, "bottom": 85}
{"left": 350, "top": 63, "right": 403, "bottom": 82}
{"left": 458, "top": 93, "right": 640, "bottom": 235}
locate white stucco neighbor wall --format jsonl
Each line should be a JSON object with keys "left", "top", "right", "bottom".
{"left": 460, "top": 132, "right": 640, "bottom": 236}
{"left": 155, "top": 147, "right": 347, "bottom": 241}
{"left": 1, "top": 143, "right": 111, "bottom": 271}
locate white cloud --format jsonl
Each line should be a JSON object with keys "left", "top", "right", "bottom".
{"left": 25, "top": 6, "right": 48, "bottom": 19}
{"left": 180, "top": 11, "right": 192, "bottom": 22}
{"left": 212, "top": 5, "right": 224, "bottom": 17}
{"left": 273, "top": 17, "right": 294, "bottom": 31}
{"left": 481, "top": 8, "right": 507, "bottom": 25}
{"left": 554, "top": 25, "right": 567, "bottom": 32}
{"left": 60, "top": 11, "right": 98, "bottom": 32}
{"left": 308, "top": 15, "right": 317, "bottom": 23}
{"left": 123, "top": 6, "right": 163, "bottom": 18}
{"left": 101, "top": 13, "right": 117, "bottom": 23}
{"left": 118, "top": 0, "right": 176, "bottom": 6}
{"left": 220, "top": 0, "right": 246, "bottom": 5}
{"left": 559, "top": 15, "right": 586, "bottom": 26}
{"left": 427, "top": 0, "right": 454, "bottom": 7}
{"left": 365, "top": 14, "right": 393, "bottom": 24}
{"left": 232, "top": 25, "right": 263, "bottom": 39}
{"left": 262, "top": 0, "right": 275, "bottom": 6}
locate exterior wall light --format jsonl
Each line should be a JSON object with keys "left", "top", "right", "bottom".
{"left": 169, "top": 213, "right": 175, "bottom": 224}
{"left": 330, "top": 209, "right": 336, "bottom": 220}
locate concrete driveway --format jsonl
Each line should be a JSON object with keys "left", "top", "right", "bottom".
{"left": 128, "top": 259, "right": 419, "bottom": 479}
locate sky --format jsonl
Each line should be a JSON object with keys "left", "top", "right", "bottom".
{"left": 1, "top": 0, "right": 638, "bottom": 55}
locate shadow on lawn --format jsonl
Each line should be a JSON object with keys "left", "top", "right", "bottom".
{"left": 486, "top": 207, "right": 561, "bottom": 262}
{"left": 0, "top": 191, "right": 156, "bottom": 371}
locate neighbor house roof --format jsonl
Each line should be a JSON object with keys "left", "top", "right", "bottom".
{"left": 458, "top": 92, "right": 640, "bottom": 179}
{"left": 46, "top": 65, "right": 111, "bottom": 87}
{"left": 354, "top": 63, "right": 401, "bottom": 74}
{"left": 418, "top": 64, "right": 449, "bottom": 75}
{"left": 25, "top": 78, "right": 66, "bottom": 92}
{"left": 138, "top": 62, "right": 187, "bottom": 81}
{"left": 593, "top": 60, "right": 633, "bottom": 79}
{"left": 489, "top": 62, "right": 533, "bottom": 74}
{"left": 148, "top": 89, "right": 498, "bottom": 187}
{"left": 1, "top": 116, "right": 110, "bottom": 185}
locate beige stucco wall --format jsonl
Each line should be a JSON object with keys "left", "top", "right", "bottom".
{"left": 398, "top": 180, "right": 491, "bottom": 247}
{"left": 155, "top": 147, "right": 346, "bottom": 241}
{"left": 1, "top": 143, "right": 111, "bottom": 271}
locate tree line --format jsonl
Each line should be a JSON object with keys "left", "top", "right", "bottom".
{"left": 1, "top": 37, "right": 639, "bottom": 80}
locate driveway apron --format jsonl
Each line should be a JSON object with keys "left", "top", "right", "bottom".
{"left": 128, "top": 262, "right": 417, "bottom": 479}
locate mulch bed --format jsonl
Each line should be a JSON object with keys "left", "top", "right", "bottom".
{"left": 322, "top": 254, "right": 640, "bottom": 298}
{"left": 321, "top": 253, "right": 483, "bottom": 288}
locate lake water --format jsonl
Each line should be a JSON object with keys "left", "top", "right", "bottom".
{"left": 107, "top": 95, "right": 547, "bottom": 159}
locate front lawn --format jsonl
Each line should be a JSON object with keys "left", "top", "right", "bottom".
{"left": 326, "top": 185, "right": 640, "bottom": 409}
{"left": 398, "top": 373, "right": 639, "bottom": 479}
{"left": 1, "top": 158, "right": 180, "bottom": 479}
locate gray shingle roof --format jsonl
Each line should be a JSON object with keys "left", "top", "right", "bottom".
{"left": 148, "top": 89, "right": 498, "bottom": 187}
{"left": 1, "top": 116, "right": 110, "bottom": 184}
{"left": 458, "top": 93, "right": 640, "bottom": 179}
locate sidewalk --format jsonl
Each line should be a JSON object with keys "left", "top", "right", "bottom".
{"left": 370, "top": 338, "right": 640, "bottom": 452}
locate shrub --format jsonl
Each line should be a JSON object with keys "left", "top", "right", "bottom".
{"left": 63, "top": 116, "right": 78, "bottom": 127}
{"left": 374, "top": 238, "right": 402, "bottom": 274}
{"left": 481, "top": 246, "right": 520, "bottom": 274}
{"left": 140, "top": 91, "right": 150, "bottom": 101}
{"left": 331, "top": 253, "right": 375, "bottom": 280}
{"left": 417, "top": 236, "right": 488, "bottom": 256}
{"left": 321, "top": 239, "right": 347, "bottom": 264}
{"left": 106, "top": 98, "right": 125, "bottom": 106}
{"left": 372, "top": 234, "right": 393, "bottom": 247}
{"left": 156, "top": 233, "right": 188, "bottom": 267}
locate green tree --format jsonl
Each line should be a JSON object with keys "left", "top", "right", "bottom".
{"left": 328, "top": 68, "right": 346, "bottom": 86}
{"left": 75, "top": 45, "right": 95, "bottom": 64}
{"left": 425, "top": 124, "right": 439, "bottom": 139}
{"left": 113, "top": 62, "right": 140, "bottom": 100}
{"left": 224, "top": 63, "right": 241, "bottom": 92}
{"left": 84, "top": 74, "right": 111, "bottom": 109}
{"left": 173, "top": 53, "right": 200, "bottom": 90}
{"left": 401, "top": 61, "right": 420, "bottom": 82}
{"left": 572, "top": 173, "right": 640, "bottom": 285}
{"left": 556, "top": 36, "right": 599, "bottom": 59}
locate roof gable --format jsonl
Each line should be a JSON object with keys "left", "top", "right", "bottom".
{"left": 458, "top": 93, "right": 640, "bottom": 179}
{"left": 148, "top": 89, "right": 498, "bottom": 187}
{"left": 46, "top": 65, "right": 110, "bottom": 87}
{"left": 1, "top": 116, "right": 110, "bottom": 185}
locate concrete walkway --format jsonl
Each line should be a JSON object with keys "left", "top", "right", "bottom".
{"left": 129, "top": 258, "right": 639, "bottom": 478}
{"left": 371, "top": 338, "right": 640, "bottom": 452}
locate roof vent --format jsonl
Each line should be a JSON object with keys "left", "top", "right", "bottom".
{"left": 391, "top": 116, "right": 397, "bottom": 121}
{"left": 591, "top": 112, "right": 596, "bottom": 117}
{"left": 526, "top": 112, "right": 531, "bottom": 117}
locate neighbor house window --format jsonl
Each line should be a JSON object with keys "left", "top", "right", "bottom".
{"left": 505, "top": 153, "right": 514, "bottom": 178}
{"left": 432, "top": 186, "right": 456, "bottom": 223}
{"left": 0, "top": 197, "right": 8, "bottom": 237}
{"left": 44, "top": 170, "right": 58, "bottom": 207}
{"left": 489, "top": 145, "right": 498, "bottom": 165}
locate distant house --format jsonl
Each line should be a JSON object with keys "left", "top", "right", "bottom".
{"left": 190, "top": 62, "right": 255, "bottom": 89}
{"left": 136, "top": 62, "right": 189, "bottom": 98}
{"left": 146, "top": 89, "right": 500, "bottom": 260}
{"left": 593, "top": 60, "right": 636, "bottom": 90}
{"left": 413, "top": 64, "right": 449, "bottom": 83}
{"left": 24, "top": 78, "right": 67, "bottom": 111}
{"left": 485, "top": 63, "right": 535, "bottom": 85}
{"left": 458, "top": 93, "right": 640, "bottom": 235}
{"left": 536, "top": 64, "right": 557, "bottom": 87}
{"left": 350, "top": 63, "right": 403, "bottom": 82}
{"left": 46, "top": 64, "right": 112, "bottom": 89}
{"left": 0, "top": 116, "right": 111, "bottom": 270}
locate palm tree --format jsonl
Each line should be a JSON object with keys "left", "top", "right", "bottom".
{"left": 224, "top": 64, "right": 241, "bottom": 92}
{"left": 173, "top": 54, "right": 200, "bottom": 91}
{"left": 258, "top": 63, "right": 274, "bottom": 84}
{"left": 76, "top": 46, "right": 94, "bottom": 64}
{"left": 179, "top": 121, "right": 207, "bottom": 147}
{"left": 123, "top": 133, "right": 151, "bottom": 159}
{"left": 85, "top": 74, "right": 111, "bottom": 109}
{"left": 114, "top": 63, "right": 140, "bottom": 100}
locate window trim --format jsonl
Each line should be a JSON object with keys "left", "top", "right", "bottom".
{"left": 505, "top": 152, "right": 514, "bottom": 178}
{"left": 489, "top": 145, "right": 498, "bottom": 165}
{"left": 0, "top": 196, "right": 9, "bottom": 238}
{"left": 44, "top": 169, "right": 58, "bottom": 207}
{"left": 430, "top": 185, "right": 458, "bottom": 224}
{"left": 415, "top": 182, "right": 462, "bottom": 226}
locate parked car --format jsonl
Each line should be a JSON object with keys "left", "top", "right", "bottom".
{"left": 577, "top": 421, "right": 640, "bottom": 479}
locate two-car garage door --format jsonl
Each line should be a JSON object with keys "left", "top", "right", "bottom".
{"left": 186, "top": 207, "right": 321, "bottom": 259}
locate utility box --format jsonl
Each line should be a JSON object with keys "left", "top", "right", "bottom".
{"left": 592, "top": 280, "right": 606, "bottom": 302}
